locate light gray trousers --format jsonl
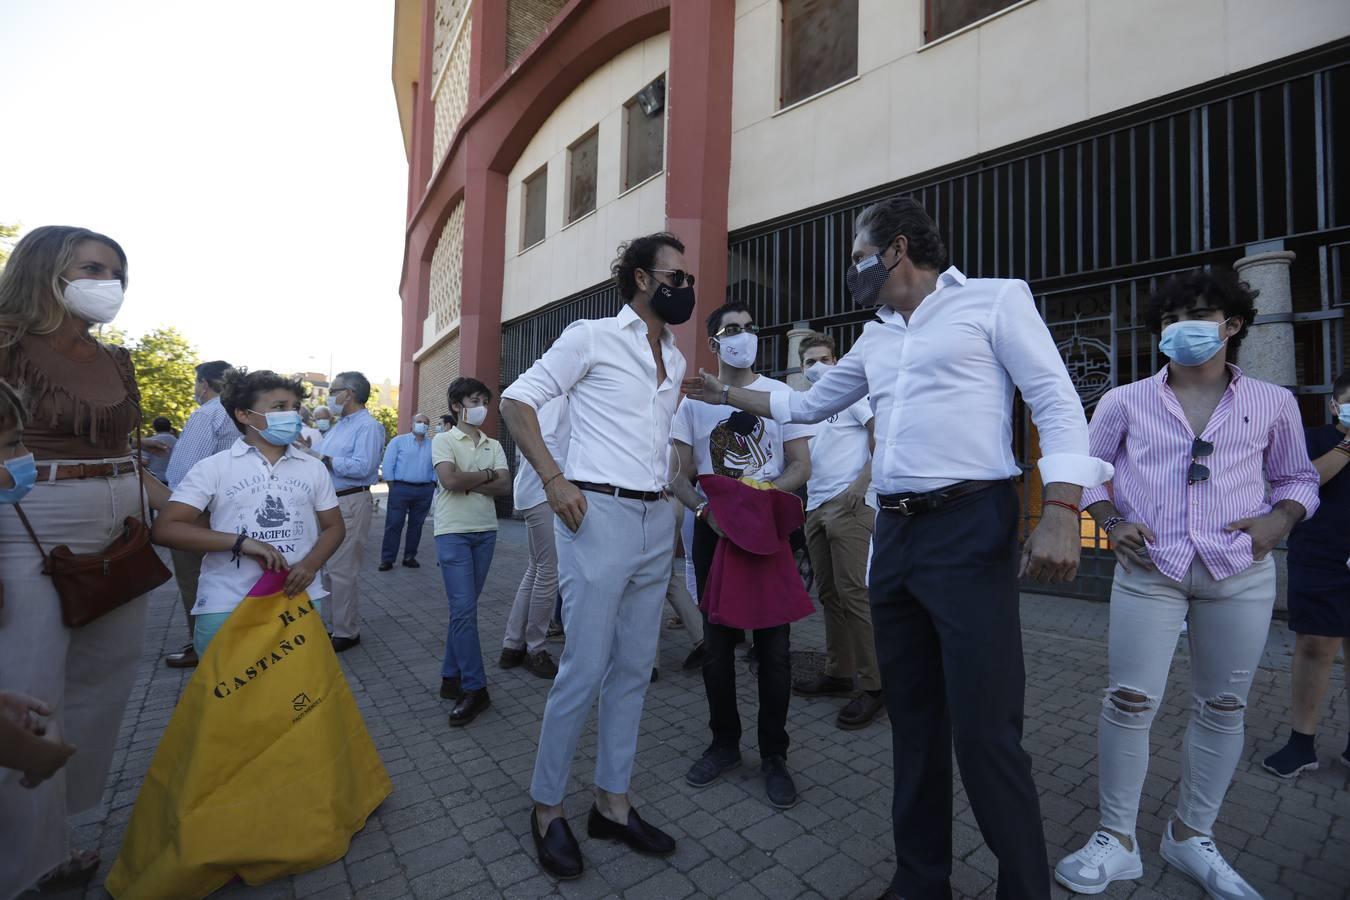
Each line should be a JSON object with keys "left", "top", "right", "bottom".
{"left": 530, "top": 492, "right": 674, "bottom": 804}
{"left": 504, "top": 502, "right": 558, "bottom": 653}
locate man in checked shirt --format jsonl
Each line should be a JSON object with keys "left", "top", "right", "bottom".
{"left": 1055, "top": 270, "right": 1319, "bottom": 900}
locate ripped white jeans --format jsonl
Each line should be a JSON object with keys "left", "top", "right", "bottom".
{"left": 1098, "top": 556, "right": 1275, "bottom": 837}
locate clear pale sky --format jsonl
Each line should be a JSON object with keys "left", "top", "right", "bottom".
{"left": 0, "top": 0, "right": 408, "bottom": 386}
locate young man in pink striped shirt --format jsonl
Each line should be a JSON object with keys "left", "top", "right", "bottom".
{"left": 1055, "top": 270, "right": 1319, "bottom": 899}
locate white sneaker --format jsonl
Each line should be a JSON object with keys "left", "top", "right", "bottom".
{"left": 1054, "top": 830, "right": 1144, "bottom": 894}
{"left": 1160, "top": 821, "right": 1263, "bottom": 899}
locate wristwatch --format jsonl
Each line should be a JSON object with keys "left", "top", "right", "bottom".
{"left": 694, "top": 501, "right": 709, "bottom": 520}
{"left": 719, "top": 386, "right": 730, "bottom": 406}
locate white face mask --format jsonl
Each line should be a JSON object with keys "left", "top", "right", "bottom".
{"left": 716, "top": 332, "right": 758, "bottom": 369}
{"left": 461, "top": 405, "right": 488, "bottom": 427}
{"left": 61, "top": 278, "right": 125, "bottom": 324}
{"left": 803, "top": 361, "right": 832, "bottom": 384}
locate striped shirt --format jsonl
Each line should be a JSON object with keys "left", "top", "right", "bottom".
{"left": 1082, "top": 365, "right": 1319, "bottom": 582}
{"left": 165, "top": 397, "right": 239, "bottom": 490}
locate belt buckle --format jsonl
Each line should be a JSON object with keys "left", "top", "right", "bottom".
{"left": 75, "top": 463, "right": 88, "bottom": 480}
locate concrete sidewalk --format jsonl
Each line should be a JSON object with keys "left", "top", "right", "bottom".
{"left": 54, "top": 508, "right": 1349, "bottom": 899}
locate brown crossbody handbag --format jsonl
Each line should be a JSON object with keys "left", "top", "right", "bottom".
{"left": 13, "top": 419, "right": 173, "bottom": 628}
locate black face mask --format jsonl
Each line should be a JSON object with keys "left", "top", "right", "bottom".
{"left": 846, "top": 246, "right": 903, "bottom": 308}
{"left": 649, "top": 282, "right": 696, "bottom": 325}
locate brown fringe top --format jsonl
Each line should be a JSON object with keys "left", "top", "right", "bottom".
{"left": 0, "top": 331, "right": 141, "bottom": 461}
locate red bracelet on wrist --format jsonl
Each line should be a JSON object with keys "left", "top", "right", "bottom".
{"left": 1043, "top": 499, "right": 1081, "bottom": 516}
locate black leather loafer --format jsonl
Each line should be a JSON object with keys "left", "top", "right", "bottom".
{"left": 330, "top": 634, "right": 361, "bottom": 653}
{"left": 531, "top": 809, "right": 583, "bottom": 879}
{"left": 448, "top": 688, "right": 490, "bottom": 726}
{"left": 585, "top": 805, "right": 675, "bottom": 856}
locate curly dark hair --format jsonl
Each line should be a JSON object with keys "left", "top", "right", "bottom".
{"left": 1145, "top": 269, "right": 1259, "bottom": 362}
{"left": 610, "top": 232, "right": 686, "bottom": 300}
{"left": 220, "top": 368, "right": 309, "bottom": 434}
{"left": 854, "top": 196, "right": 949, "bottom": 272}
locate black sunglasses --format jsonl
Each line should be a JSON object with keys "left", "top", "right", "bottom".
{"left": 648, "top": 268, "right": 695, "bottom": 288}
{"left": 1188, "top": 438, "right": 1214, "bottom": 485}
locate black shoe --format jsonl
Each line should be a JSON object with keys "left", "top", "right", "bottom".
{"left": 449, "top": 688, "right": 490, "bottom": 726}
{"left": 685, "top": 745, "right": 741, "bottom": 787}
{"left": 761, "top": 755, "right": 798, "bottom": 809}
{"left": 682, "top": 640, "right": 705, "bottom": 671}
{"left": 586, "top": 805, "right": 676, "bottom": 856}
{"left": 531, "top": 808, "right": 583, "bottom": 880}
{"left": 164, "top": 643, "right": 198, "bottom": 669}
{"left": 440, "top": 677, "right": 462, "bottom": 700}
{"left": 330, "top": 634, "right": 361, "bottom": 653}
{"left": 650, "top": 667, "right": 659, "bottom": 682}
{"left": 1262, "top": 739, "right": 1319, "bottom": 778}
{"left": 402, "top": 558, "right": 420, "bottom": 568}
{"left": 875, "top": 890, "right": 906, "bottom": 900}
{"left": 793, "top": 673, "right": 854, "bottom": 697}
{"left": 500, "top": 647, "right": 526, "bottom": 669}
{"left": 377, "top": 562, "right": 393, "bottom": 572}
{"left": 524, "top": 649, "right": 558, "bottom": 679}
{"left": 837, "top": 691, "right": 886, "bottom": 730}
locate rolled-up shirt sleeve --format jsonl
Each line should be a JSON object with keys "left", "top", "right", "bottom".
{"left": 769, "top": 337, "right": 869, "bottom": 425}
{"left": 992, "top": 281, "right": 1113, "bottom": 488}
{"left": 1081, "top": 390, "right": 1127, "bottom": 508}
{"left": 501, "top": 321, "right": 592, "bottom": 411}
{"left": 1266, "top": 392, "right": 1321, "bottom": 520}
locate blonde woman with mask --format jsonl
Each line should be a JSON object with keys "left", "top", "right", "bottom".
{"left": 0, "top": 226, "right": 169, "bottom": 897}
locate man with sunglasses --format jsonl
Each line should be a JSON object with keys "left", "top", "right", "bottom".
{"left": 685, "top": 197, "right": 1109, "bottom": 900}
{"left": 668, "top": 300, "right": 813, "bottom": 811}
{"left": 1055, "top": 270, "right": 1318, "bottom": 899}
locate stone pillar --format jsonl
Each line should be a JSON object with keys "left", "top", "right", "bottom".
{"left": 1233, "top": 248, "right": 1298, "bottom": 610}
{"left": 1233, "top": 250, "right": 1297, "bottom": 388}
{"left": 785, "top": 322, "right": 813, "bottom": 390}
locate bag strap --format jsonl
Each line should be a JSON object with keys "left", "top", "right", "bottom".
{"left": 135, "top": 405, "right": 150, "bottom": 525}
{"left": 13, "top": 504, "right": 49, "bottom": 561}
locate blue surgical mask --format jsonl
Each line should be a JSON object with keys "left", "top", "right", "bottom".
{"left": 0, "top": 453, "right": 37, "bottom": 504}
{"left": 316, "top": 419, "right": 331, "bottom": 432}
{"left": 251, "top": 410, "right": 303, "bottom": 446}
{"left": 1159, "top": 319, "right": 1229, "bottom": 367}
{"left": 1337, "top": 405, "right": 1350, "bottom": 429}
{"left": 413, "top": 422, "right": 429, "bottom": 436}
{"left": 326, "top": 392, "right": 343, "bottom": 415}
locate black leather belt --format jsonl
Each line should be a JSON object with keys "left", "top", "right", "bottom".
{"left": 573, "top": 481, "right": 664, "bottom": 503}
{"left": 877, "top": 479, "right": 1006, "bottom": 516}
{"left": 336, "top": 485, "right": 371, "bottom": 497}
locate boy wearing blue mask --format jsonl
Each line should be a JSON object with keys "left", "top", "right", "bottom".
{"left": 151, "top": 369, "right": 345, "bottom": 656}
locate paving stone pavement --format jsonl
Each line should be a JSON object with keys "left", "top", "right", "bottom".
{"left": 52, "top": 501, "right": 1348, "bottom": 900}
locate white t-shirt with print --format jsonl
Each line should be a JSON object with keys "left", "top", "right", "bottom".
{"left": 806, "top": 396, "right": 876, "bottom": 511}
{"left": 670, "top": 375, "right": 814, "bottom": 483}
{"left": 170, "top": 438, "right": 339, "bottom": 615}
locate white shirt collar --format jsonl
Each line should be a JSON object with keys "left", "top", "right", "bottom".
{"left": 229, "top": 437, "right": 305, "bottom": 461}
{"left": 617, "top": 302, "right": 675, "bottom": 346}
{"left": 877, "top": 266, "right": 968, "bottom": 325}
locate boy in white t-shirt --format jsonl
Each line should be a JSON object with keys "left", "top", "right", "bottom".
{"left": 152, "top": 369, "right": 345, "bottom": 657}
{"left": 668, "top": 301, "right": 813, "bottom": 812}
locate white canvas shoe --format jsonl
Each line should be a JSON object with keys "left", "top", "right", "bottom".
{"left": 1054, "top": 830, "right": 1144, "bottom": 894}
{"left": 1160, "top": 821, "right": 1263, "bottom": 899}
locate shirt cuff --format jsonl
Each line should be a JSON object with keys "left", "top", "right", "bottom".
{"left": 1271, "top": 484, "right": 1320, "bottom": 522}
{"left": 499, "top": 383, "right": 541, "bottom": 410}
{"left": 1080, "top": 485, "right": 1112, "bottom": 509}
{"left": 768, "top": 389, "right": 792, "bottom": 423}
{"left": 1037, "top": 453, "right": 1114, "bottom": 489}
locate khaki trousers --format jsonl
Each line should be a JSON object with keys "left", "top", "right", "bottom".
{"left": 170, "top": 547, "right": 203, "bottom": 637}
{"left": 0, "top": 470, "right": 151, "bottom": 897}
{"left": 326, "top": 490, "right": 374, "bottom": 639}
{"left": 804, "top": 492, "right": 880, "bottom": 692}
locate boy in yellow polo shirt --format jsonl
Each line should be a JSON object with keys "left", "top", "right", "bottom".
{"left": 432, "top": 377, "right": 511, "bottom": 726}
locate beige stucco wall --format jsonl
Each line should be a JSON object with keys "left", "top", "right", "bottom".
{"left": 501, "top": 33, "right": 670, "bottom": 323}
{"left": 728, "top": 0, "right": 1350, "bottom": 230}
{"left": 417, "top": 335, "right": 460, "bottom": 422}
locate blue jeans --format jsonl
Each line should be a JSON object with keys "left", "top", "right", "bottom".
{"left": 437, "top": 531, "right": 497, "bottom": 690}
{"left": 381, "top": 481, "right": 434, "bottom": 564}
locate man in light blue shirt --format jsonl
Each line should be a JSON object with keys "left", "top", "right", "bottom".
{"left": 379, "top": 413, "right": 436, "bottom": 571}
{"left": 317, "top": 371, "right": 387, "bottom": 651}
{"left": 162, "top": 359, "right": 235, "bottom": 669}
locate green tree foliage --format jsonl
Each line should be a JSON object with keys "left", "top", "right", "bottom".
{"left": 106, "top": 327, "right": 200, "bottom": 433}
{"left": 370, "top": 404, "right": 398, "bottom": 442}
{"left": 0, "top": 222, "right": 19, "bottom": 270}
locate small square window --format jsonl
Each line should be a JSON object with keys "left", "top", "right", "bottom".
{"left": 566, "top": 128, "right": 599, "bottom": 224}
{"left": 521, "top": 165, "right": 547, "bottom": 250}
{"left": 623, "top": 75, "right": 666, "bottom": 191}
{"left": 780, "top": 0, "right": 858, "bottom": 109}
{"left": 924, "top": 0, "right": 1023, "bottom": 43}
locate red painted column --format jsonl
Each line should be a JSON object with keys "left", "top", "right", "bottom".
{"left": 469, "top": 0, "right": 508, "bottom": 102}
{"left": 456, "top": 137, "right": 508, "bottom": 436}
{"left": 664, "top": 0, "right": 734, "bottom": 376}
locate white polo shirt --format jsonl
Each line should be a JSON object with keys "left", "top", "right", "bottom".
{"left": 170, "top": 438, "right": 339, "bottom": 615}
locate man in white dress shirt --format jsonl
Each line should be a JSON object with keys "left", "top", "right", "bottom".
{"left": 501, "top": 233, "right": 692, "bottom": 880}
{"left": 686, "top": 197, "right": 1112, "bottom": 900}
